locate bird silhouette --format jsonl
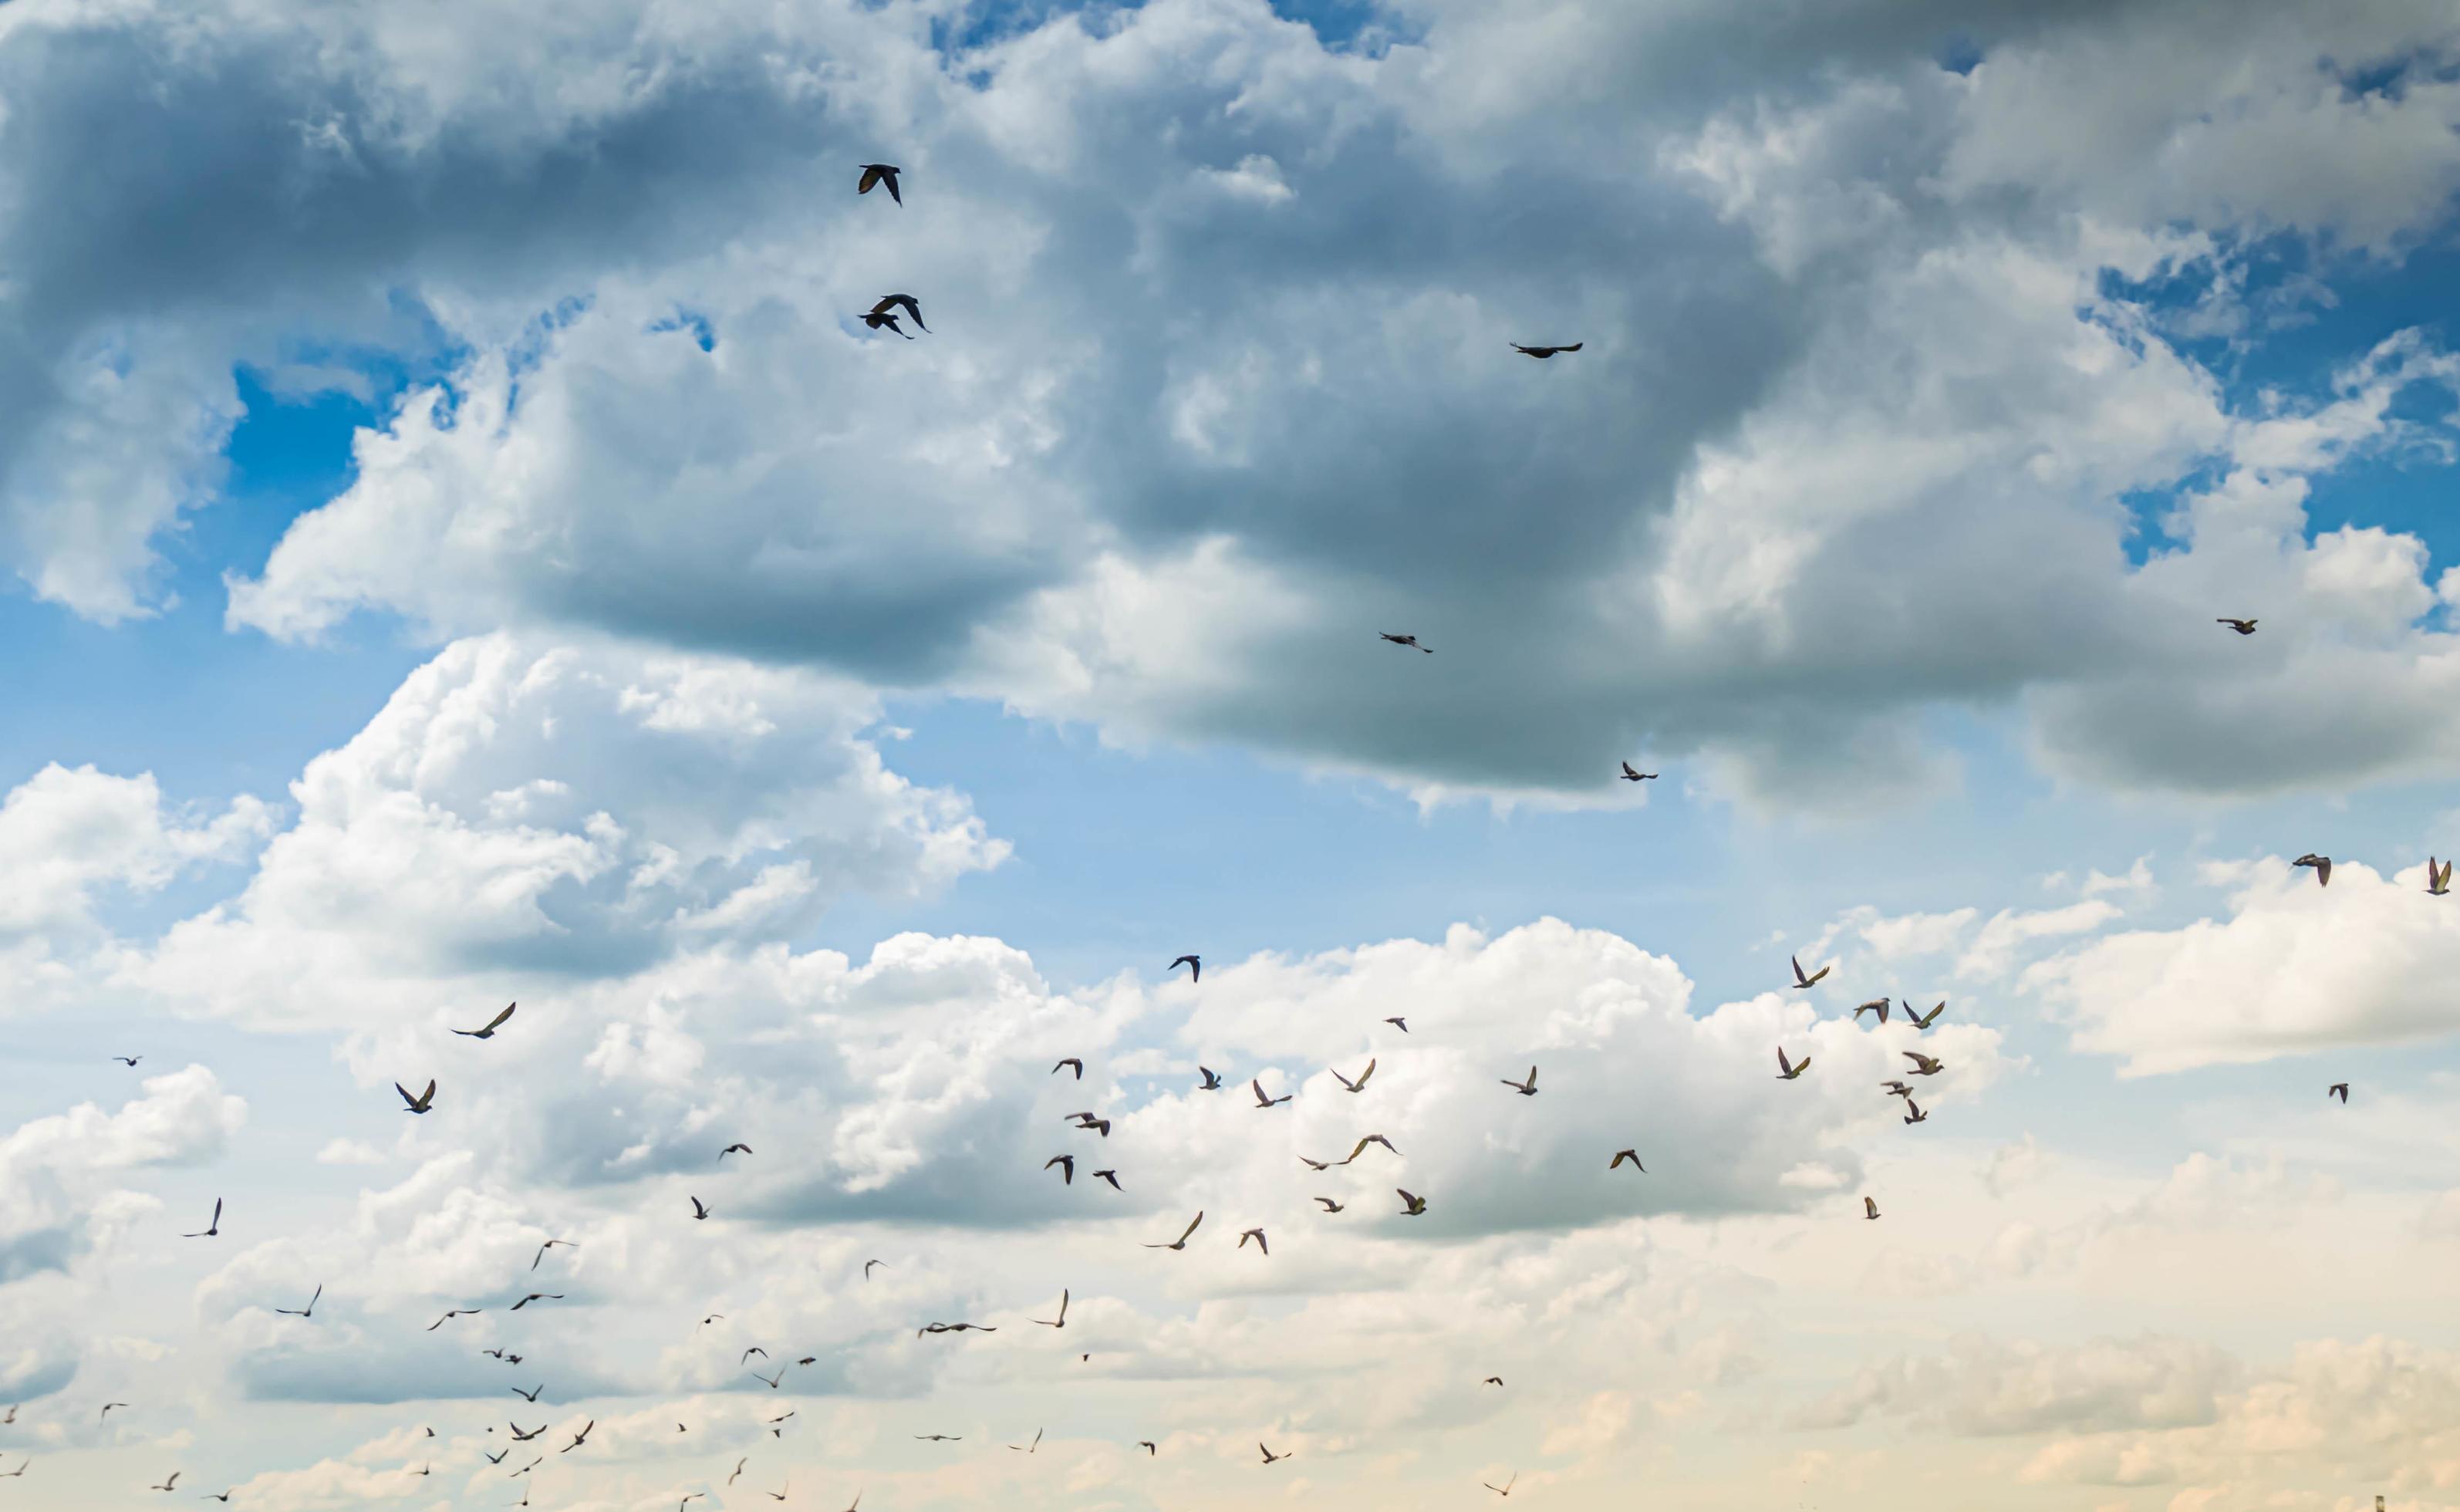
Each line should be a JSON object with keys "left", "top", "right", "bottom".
{"left": 861, "top": 309, "right": 913, "bottom": 339}
{"left": 531, "top": 1239, "right": 575, "bottom": 1271}
{"left": 690, "top": 1196, "right": 711, "bottom": 1220}
{"left": 112, "top": 1056, "right": 140, "bottom": 1067}
{"left": 2217, "top": 617, "right": 2257, "bottom": 634}
{"left": 1045, "top": 1154, "right": 1075, "bottom": 1185}
{"left": 396, "top": 1079, "right": 437, "bottom": 1114}
{"left": 1905, "top": 1000, "right": 1945, "bottom": 1029}
{"left": 1260, "top": 1443, "right": 1290, "bottom": 1464}
{"left": 1341, "top": 1134, "right": 1400, "bottom": 1164}
{"left": 864, "top": 1260, "right": 884, "bottom": 1279}
{"left": 429, "top": 1310, "right": 479, "bottom": 1331}
{"left": 1500, "top": 1066, "right": 1539, "bottom": 1096}
{"left": 1252, "top": 1078, "right": 1292, "bottom": 1108}
{"left": 508, "top": 1293, "right": 561, "bottom": 1311}
{"left": 181, "top": 1198, "right": 221, "bottom": 1238}
{"left": 1902, "top": 1099, "right": 1928, "bottom": 1126}
{"left": 1385, "top": 1016, "right": 1409, "bottom": 1031}
{"left": 869, "top": 294, "right": 927, "bottom": 332}
{"left": 1619, "top": 762, "right": 1656, "bottom": 781}
{"left": 856, "top": 164, "right": 902, "bottom": 202}
{"left": 1609, "top": 1149, "right": 1645, "bottom": 1172}
{"left": 561, "top": 1420, "right": 595, "bottom": 1453}
{"left": 1053, "top": 1058, "right": 1085, "bottom": 1080}
{"left": 1169, "top": 954, "right": 1200, "bottom": 982}
{"left": 1902, "top": 1051, "right": 1944, "bottom": 1077}
{"left": 511, "top": 1385, "right": 543, "bottom": 1402}
{"left": 1092, "top": 1168, "right": 1122, "bottom": 1190}
{"left": 1379, "top": 633, "right": 1432, "bottom": 653}
{"left": 1332, "top": 1058, "right": 1376, "bottom": 1093}
{"left": 2329, "top": 1082, "right": 2350, "bottom": 1103}
{"left": 2428, "top": 858, "right": 2453, "bottom": 896}
{"left": 1864, "top": 1196, "right": 1881, "bottom": 1220}
{"left": 1790, "top": 954, "right": 1830, "bottom": 989}
{"left": 1139, "top": 1441, "right": 1157, "bottom": 1455}
{"left": 1399, "top": 1189, "right": 1429, "bottom": 1215}
{"left": 2293, "top": 852, "right": 2333, "bottom": 887}
{"left": 1032, "top": 1289, "right": 1070, "bottom": 1328}
{"left": 150, "top": 1471, "right": 181, "bottom": 1491}
{"left": 452, "top": 1003, "right": 516, "bottom": 1038}
{"left": 1485, "top": 1471, "right": 1519, "bottom": 1496}
{"left": 1144, "top": 1212, "right": 1204, "bottom": 1250}
{"left": 273, "top": 1284, "right": 321, "bottom": 1318}
{"left": 1198, "top": 1066, "right": 1223, "bottom": 1090}
{"left": 1777, "top": 1047, "right": 1810, "bottom": 1080}
{"left": 1315, "top": 1196, "right": 1345, "bottom": 1212}
{"left": 1853, "top": 997, "right": 1891, "bottom": 1024}
{"left": 1510, "top": 343, "right": 1581, "bottom": 358}
{"left": 1238, "top": 1227, "right": 1269, "bottom": 1256}
{"left": 1007, "top": 1429, "right": 1041, "bottom": 1453}
{"left": 719, "top": 1143, "right": 752, "bottom": 1159}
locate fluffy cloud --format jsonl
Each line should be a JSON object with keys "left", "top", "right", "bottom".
{"left": 0, "top": 1065, "right": 246, "bottom": 1282}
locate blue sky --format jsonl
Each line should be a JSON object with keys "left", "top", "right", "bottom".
{"left": 5, "top": 2, "right": 2460, "bottom": 1509}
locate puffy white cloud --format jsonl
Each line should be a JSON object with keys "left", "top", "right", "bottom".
{"left": 0, "top": 1065, "right": 246, "bottom": 1281}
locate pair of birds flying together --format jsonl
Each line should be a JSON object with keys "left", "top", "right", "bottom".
{"left": 862, "top": 294, "right": 928, "bottom": 338}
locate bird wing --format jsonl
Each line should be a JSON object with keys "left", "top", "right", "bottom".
{"left": 396, "top": 1082, "right": 416, "bottom": 1106}
{"left": 1358, "top": 1058, "right": 1375, "bottom": 1087}
{"left": 419, "top": 1080, "right": 436, "bottom": 1103}
{"left": 1179, "top": 1211, "right": 1203, "bottom": 1244}
{"left": 483, "top": 1003, "right": 516, "bottom": 1032}
{"left": 2317, "top": 856, "right": 2332, "bottom": 886}
{"left": 1790, "top": 953, "right": 1806, "bottom": 984}
{"left": 859, "top": 166, "right": 882, "bottom": 193}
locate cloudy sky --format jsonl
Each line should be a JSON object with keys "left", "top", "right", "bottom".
{"left": 4, "top": 0, "right": 2460, "bottom": 1507}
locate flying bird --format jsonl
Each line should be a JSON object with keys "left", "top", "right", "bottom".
{"left": 1905, "top": 1000, "right": 1945, "bottom": 1029}
{"left": 751, "top": 1367, "right": 786, "bottom": 1389}
{"left": 1500, "top": 1066, "right": 1539, "bottom": 1096}
{"left": 1045, "top": 1154, "right": 1075, "bottom": 1185}
{"left": 1853, "top": 997, "right": 1890, "bottom": 1024}
{"left": 1864, "top": 1196, "right": 1881, "bottom": 1220}
{"left": 1378, "top": 633, "right": 1432, "bottom": 653}
{"left": 1299, "top": 1154, "right": 1331, "bottom": 1172}
{"left": 1332, "top": 1058, "right": 1376, "bottom": 1093}
{"left": 1902, "top": 1051, "right": 1945, "bottom": 1077}
{"left": 152, "top": 1472, "right": 181, "bottom": 1491}
{"left": 1399, "top": 1189, "right": 1429, "bottom": 1215}
{"left": 1385, "top": 1016, "right": 1409, "bottom": 1031}
{"left": 1484, "top": 1376, "right": 1503, "bottom": 1386}
{"left": 2428, "top": 858, "right": 2453, "bottom": 896}
{"left": 1880, "top": 1080, "right": 1914, "bottom": 1099}
{"left": 274, "top": 1284, "right": 321, "bottom": 1318}
{"left": 861, "top": 308, "right": 913, "bottom": 339}
{"left": 1092, "top": 1168, "right": 1122, "bottom": 1190}
{"left": 1777, "top": 1047, "right": 1810, "bottom": 1080}
{"left": 2293, "top": 852, "right": 2333, "bottom": 887}
{"left": 113, "top": 1056, "right": 140, "bottom": 1067}
{"left": 1139, "top": 1441, "right": 1157, "bottom": 1456}
{"left": 511, "top": 1385, "right": 544, "bottom": 1402}
{"left": 2329, "top": 1082, "right": 2350, "bottom": 1103}
{"left": 1485, "top": 1472, "right": 1519, "bottom": 1496}
{"left": 1790, "top": 954, "right": 1830, "bottom": 990}
{"left": 1169, "top": 954, "right": 1201, "bottom": 982}
{"left": 856, "top": 163, "right": 902, "bottom": 202}
{"left": 182, "top": 1199, "right": 221, "bottom": 1238}
{"left": 485, "top": 1451, "right": 507, "bottom": 1465}
{"left": 869, "top": 294, "right": 927, "bottom": 332}
{"left": 863, "top": 1260, "right": 884, "bottom": 1279}
{"left": 508, "top": 1293, "right": 561, "bottom": 1311}
{"left": 1609, "top": 1149, "right": 1645, "bottom": 1172}
{"left": 1008, "top": 1429, "right": 1042, "bottom": 1453}
{"left": 1619, "top": 762, "right": 1656, "bottom": 781}
{"left": 561, "top": 1420, "right": 595, "bottom": 1453}
{"left": 397, "top": 1079, "right": 437, "bottom": 1114}
{"left": 719, "top": 1143, "right": 752, "bottom": 1159}
{"left": 916, "top": 1322, "right": 997, "bottom": 1338}
{"left": 1198, "top": 1066, "right": 1223, "bottom": 1090}
{"left": 531, "top": 1239, "right": 574, "bottom": 1270}
{"left": 1260, "top": 1443, "right": 1290, "bottom": 1464}
{"left": 1342, "top": 1134, "right": 1400, "bottom": 1163}
{"left": 1032, "top": 1289, "right": 1070, "bottom": 1328}
{"left": 700, "top": 1315, "right": 724, "bottom": 1326}
{"left": 452, "top": 1003, "right": 517, "bottom": 1038}
{"left": 429, "top": 1310, "right": 480, "bottom": 1331}
{"left": 1510, "top": 343, "right": 1582, "bottom": 359}
{"left": 2217, "top": 617, "right": 2257, "bottom": 634}
{"left": 510, "top": 1423, "right": 546, "bottom": 1442}
{"left": 1238, "top": 1227, "right": 1269, "bottom": 1256}
{"left": 1902, "top": 1099, "right": 1928, "bottom": 1126}
{"left": 690, "top": 1196, "right": 711, "bottom": 1220}
{"left": 1144, "top": 1211, "right": 1204, "bottom": 1250}
{"left": 1252, "top": 1078, "right": 1292, "bottom": 1108}
{"left": 913, "top": 1434, "right": 960, "bottom": 1442}
{"left": 101, "top": 1403, "right": 127, "bottom": 1419}
{"left": 1314, "top": 1196, "right": 1345, "bottom": 1212}
{"left": 1053, "top": 1058, "right": 1085, "bottom": 1080}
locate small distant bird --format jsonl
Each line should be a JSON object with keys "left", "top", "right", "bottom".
{"left": 1314, "top": 1197, "right": 1345, "bottom": 1212}
{"left": 509, "top": 1423, "right": 545, "bottom": 1442}
{"left": 2217, "top": 618, "right": 2257, "bottom": 635}
{"left": 112, "top": 1056, "right": 140, "bottom": 1067}
{"left": 182, "top": 1199, "right": 221, "bottom": 1238}
{"left": 1620, "top": 762, "right": 1655, "bottom": 781}
{"left": 771, "top": 1412, "right": 796, "bottom": 1426}
{"left": 1853, "top": 997, "right": 1890, "bottom": 1024}
{"left": 751, "top": 1367, "right": 785, "bottom": 1389}
{"left": 1511, "top": 343, "right": 1581, "bottom": 359}
{"left": 1093, "top": 1168, "right": 1122, "bottom": 1190}
{"left": 700, "top": 1315, "right": 724, "bottom": 1326}
{"left": 508, "top": 1293, "right": 561, "bottom": 1311}
{"left": 1342, "top": 1134, "right": 1400, "bottom": 1164}
{"left": 1863, "top": 1196, "right": 1881, "bottom": 1220}
{"left": 1252, "top": 1078, "right": 1292, "bottom": 1108}
{"left": 1902, "top": 1051, "right": 1944, "bottom": 1077}
{"left": 1483, "top": 1376, "right": 1503, "bottom": 1386}
{"left": 856, "top": 164, "right": 902, "bottom": 202}
{"left": 1880, "top": 1080, "right": 1914, "bottom": 1099}
{"left": 2428, "top": 858, "right": 2452, "bottom": 896}
{"left": 1379, "top": 633, "right": 1432, "bottom": 653}
{"left": 1075, "top": 1115, "right": 1112, "bottom": 1138}
{"left": 1790, "top": 954, "right": 1830, "bottom": 990}
{"left": 486, "top": 1451, "right": 508, "bottom": 1465}
{"left": 1198, "top": 1066, "right": 1223, "bottom": 1090}
{"left": 1500, "top": 1066, "right": 1539, "bottom": 1096}
{"left": 870, "top": 294, "right": 927, "bottom": 332}
{"left": 2293, "top": 852, "right": 2333, "bottom": 887}
{"left": 1046, "top": 1154, "right": 1075, "bottom": 1185}
{"left": 1007, "top": 1429, "right": 1041, "bottom": 1453}
{"left": 151, "top": 1472, "right": 181, "bottom": 1491}
{"left": 1033, "top": 1289, "right": 1070, "bottom": 1328}
{"left": 1385, "top": 1016, "right": 1409, "bottom": 1031}
{"left": 1144, "top": 1212, "right": 1204, "bottom": 1250}
{"left": 452, "top": 1003, "right": 516, "bottom": 1038}
{"left": 1139, "top": 1441, "right": 1157, "bottom": 1456}
{"left": 861, "top": 308, "right": 913, "bottom": 339}
{"left": 531, "top": 1239, "right": 574, "bottom": 1270}
{"left": 1299, "top": 1154, "right": 1331, "bottom": 1172}
{"left": 396, "top": 1079, "right": 437, "bottom": 1114}
{"left": 1399, "top": 1189, "right": 1429, "bottom": 1215}
{"left": 100, "top": 1403, "right": 127, "bottom": 1419}
{"left": 690, "top": 1196, "right": 711, "bottom": 1220}
{"left": 1609, "top": 1149, "right": 1645, "bottom": 1172}
{"left": 1170, "top": 954, "right": 1201, "bottom": 982}
{"left": 428, "top": 1310, "right": 479, "bottom": 1331}
{"left": 1238, "top": 1227, "right": 1269, "bottom": 1256}
{"left": 1777, "top": 1047, "right": 1810, "bottom": 1080}
{"left": 1332, "top": 1058, "right": 1376, "bottom": 1093}
{"left": 1053, "top": 1058, "right": 1085, "bottom": 1080}
{"left": 1902, "top": 1099, "right": 1927, "bottom": 1126}
{"left": 1485, "top": 1472, "right": 1518, "bottom": 1496}
{"left": 511, "top": 1385, "right": 543, "bottom": 1402}
{"left": 1905, "top": 1000, "right": 1945, "bottom": 1029}
{"left": 561, "top": 1420, "right": 594, "bottom": 1453}
{"left": 864, "top": 1260, "right": 884, "bottom": 1279}
{"left": 1260, "top": 1443, "right": 1289, "bottom": 1465}
{"left": 914, "top": 1434, "right": 960, "bottom": 1442}
{"left": 2328, "top": 1082, "right": 2349, "bottom": 1104}
{"left": 720, "top": 1143, "right": 752, "bottom": 1159}
{"left": 916, "top": 1322, "right": 996, "bottom": 1338}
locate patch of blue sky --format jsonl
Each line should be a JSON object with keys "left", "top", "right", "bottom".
{"left": 930, "top": 0, "right": 1404, "bottom": 59}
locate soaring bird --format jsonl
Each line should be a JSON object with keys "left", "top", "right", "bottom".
{"left": 1863, "top": 1196, "right": 1881, "bottom": 1220}
{"left": 1379, "top": 633, "right": 1432, "bottom": 653}
{"left": 1072, "top": 1115, "right": 1112, "bottom": 1138}
{"left": 531, "top": 1239, "right": 575, "bottom": 1270}
{"left": 2217, "top": 617, "right": 2257, "bottom": 635}
{"left": 1198, "top": 1066, "right": 1223, "bottom": 1090}
{"left": 1853, "top": 997, "right": 1890, "bottom": 1024}
{"left": 2293, "top": 852, "right": 2333, "bottom": 887}
{"left": 1053, "top": 1058, "right": 1085, "bottom": 1080}
{"left": 914, "top": 1435, "right": 960, "bottom": 1442}
{"left": 1905, "top": 1000, "right": 1945, "bottom": 1029}
{"left": 1032, "top": 1289, "right": 1070, "bottom": 1328}
{"left": 1299, "top": 1154, "right": 1331, "bottom": 1172}
{"left": 870, "top": 294, "right": 927, "bottom": 332}
{"left": 2428, "top": 858, "right": 2453, "bottom": 896}
{"left": 861, "top": 309, "right": 913, "bottom": 339}
{"left": 509, "top": 1293, "right": 561, "bottom": 1311}
{"left": 2328, "top": 1082, "right": 2349, "bottom": 1103}
{"left": 1398, "top": 1189, "right": 1429, "bottom": 1215}
{"left": 182, "top": 1198, "right": 221, "bottom": 1238}
{"left": 1238, "top": 1227, "right": 1269, "bottom": 1256}
{"left": 509, "top": 1423, "right": 546, "bottom": 1442}
{"left": 1252, "top": 1078, "right": 1292, "bottom": 1108}
{"left": 856, "top": 164, "right": 902, "bottom": 202}
{"left": 275, "top": 1284, "right": 322, "bottom": 1319}
{"left": 1143, "top": 1212, "right": 1204, "bottom": 1250}
{"left": 1790, "top": 954, "right": 1830, "bottom": 990}
{"left": 690, "top": 1196, "right": 711, "bottom": 1220}
{"left": 1045, "top": 1154, "right": 1075, "bottom": 1185}
{"left": 1483, "top": 1376, "right": 1503, "bottom": 1386}
{"left": 1332, "top": 1058, "right": 1376, "bottom": 1094}
{"left": 1619, "top": 762, "right": 1656, "bottom": 781}
{"left": 1902, "top": 1051, "right": 1945, "bottom": 1077}
{"left": 1008, "top": 1429, "right": 1042, "bottom": 1453}
{"left": 1777, "top": 1047, "right": 1810, "bottom": 1080}
{"left": 511, "top": 1385, "right": 544, "bottom": 1402}
{"left": 1510, "top": 343, "right": 1581, "bottom": 358}
{"left": 719, "top": 1143, "right": 752, "bottom": 1159}
{"left": 396, "top": 1079, "right": 437, "bottom": 1114}
{"left": 1170, "top": 954, "right": 1201, "bottom": 983}
{"left": 1092, "top": 1168, "right": 1122, "bottom": 1190}
{"left": 1500, "top": 1066, "right": 1539, "bottom": 1096}
{"left": 916, "top": 1322, "right": 996, "bottom": 1338}
{"left": 453, "top": 1003, "right": 517, "bottom": 1038}
{"left": 1902, "top": 1099, "right": 1928, "bottom": 1126}
{"left": 1260, "top": 1443, "right": 1290, "bottom": 1465}
{"left": 751, "top": 1367, "right": 786, "bottom": 1389}
{"left": 864, "top": 1260, "right": 884, "bottom": 1279}
{"left": 429, "top": 1310, "right": 480, "bottom": 1331}
{"left": 485, "top": 1451, "right": 508, "bottom": 1465}
{"left": 100, "top": 1403, "right": 127, "bottom": 1419}
{"left": 151, "top": 1472, "right": 181, "bottom": 1491}
{"left": 1385, "top": 1016, "right": 1409, "bottom": 1032}
{"left": 700, "top": 1315, "right": 724, "bottom": 1327}
{"left": 1314, "top": 1197, "right": 1345, "bottom": 1212}
{"left": 1609, "top": 1149, "right": 1645, "bottom": 1172}
{"left": 1341, "top": 1134, "right": 1400, "bottom": 1164}
{"left": 112, "top": 1055, "right": 141, "bottom": 1067}
{"left": 1139, "top": 1441, "right": 1157, "bottom": 1456}
{"left": 1485, "top": 1473, "right": 1518, "bottom": 1496}
{"left": 561, "top": 1420, "right": 594, "bottom": 1453}
{"left": 1880, "top": 1080, "right": 1914, "bottom": 1099}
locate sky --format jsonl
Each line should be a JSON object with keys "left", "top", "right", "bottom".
{"left": 2, "top": 0, "right": 2460, "bottom": 1507}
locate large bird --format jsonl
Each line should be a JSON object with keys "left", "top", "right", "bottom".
{"left": 452, "top": 1004, "right": 517, "bottom": 1038}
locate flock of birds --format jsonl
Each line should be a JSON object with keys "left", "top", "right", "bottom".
{"left": 0, "top": 167, "right": 2422, "bottom": 1511}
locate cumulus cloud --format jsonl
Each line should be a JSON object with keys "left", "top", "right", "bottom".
{"left": 0, "top": 1065, "right": 246, "bottom": 1281}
